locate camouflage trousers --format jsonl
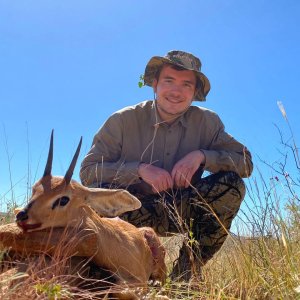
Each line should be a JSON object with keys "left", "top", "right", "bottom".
{"left": 121, "top": 171, "right": 246, "bottom": 264}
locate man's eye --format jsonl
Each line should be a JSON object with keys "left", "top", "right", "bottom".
{"left": 184, "top": 83, "right": 192, "bottom": 88}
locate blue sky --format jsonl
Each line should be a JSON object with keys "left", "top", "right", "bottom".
{"left": 1, "top": 0, "right": 299, "bottom": 211}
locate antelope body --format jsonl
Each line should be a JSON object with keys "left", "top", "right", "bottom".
{"left": 13, "top": 131, "right": 166, "bottom": 299}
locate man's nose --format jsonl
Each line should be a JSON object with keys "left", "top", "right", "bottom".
{"left": 169, "top": 84, "right": 183, "bottom": 96}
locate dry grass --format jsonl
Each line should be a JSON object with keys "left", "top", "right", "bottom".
{"left": 1, "top": 103, "right": 299, "bottom": 299}
{"left": 1, "top": 155, "right": 299, "bottom": 300}
{"left": 158, "top": 214, "right": 300, "bottom": 299}
{"left": 1, "top": 164, "right": 300, "bottom": 300}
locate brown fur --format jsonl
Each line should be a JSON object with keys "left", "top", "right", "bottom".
{"left": 1, "top": 176, "right": 167, "bottom": 299}
{"left": 139, "top": 227, "right": 167, "bottom": 283}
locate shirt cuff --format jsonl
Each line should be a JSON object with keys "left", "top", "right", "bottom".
{"left": 121, "top": 161, "right": 143, "bottom": 185}
{"left": 200, "top": 149, "right": 216, "bottom": 171}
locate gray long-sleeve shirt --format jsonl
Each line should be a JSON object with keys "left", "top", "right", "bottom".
{"left": 80, "top": 100, "right": 253, "bottom": 193}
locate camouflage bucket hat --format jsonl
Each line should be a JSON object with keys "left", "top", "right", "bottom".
{"left": 144, "top": 50, "right": 211, "bottom": 101}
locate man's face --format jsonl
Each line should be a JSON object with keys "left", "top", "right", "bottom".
{"left": 153, "top": 65, "right": 197, "bottom": 122}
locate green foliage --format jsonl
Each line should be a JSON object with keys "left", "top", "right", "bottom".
{"left": 34, "top": 282, "right": 71, "bottom": 300}
{"left": 138, "top": 74, "right": 145, "bottom": 88}
{"left": 187, "top": 218, "right": 198, "bottom": 249}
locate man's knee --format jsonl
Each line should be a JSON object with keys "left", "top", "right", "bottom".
{"left": 219, "top": 171, "right": 246, "bottom": 200}
{"left": 200, "top": 171, "right": 246, "bottom": 201}
{"left": 189, "top": 171, "right": 246, "bottom": 219}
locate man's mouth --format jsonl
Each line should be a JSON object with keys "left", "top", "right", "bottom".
{"left": 165, "top": 97, "right": 182, "bottom": 104}
{"left": 17, "top": 221, "right": 42, "bottom": 232}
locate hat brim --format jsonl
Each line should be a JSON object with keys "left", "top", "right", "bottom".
{"left": 144, "top": 56, "right": 210, "bottom": 101}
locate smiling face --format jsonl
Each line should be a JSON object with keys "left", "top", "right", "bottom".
{"left": 153, "top": 64, "right": 197, "bottom": 123}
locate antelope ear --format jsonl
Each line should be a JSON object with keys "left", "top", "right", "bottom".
{"left": 85, "top": 188, "right": 141, "bottom": 217}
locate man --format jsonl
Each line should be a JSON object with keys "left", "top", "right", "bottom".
{"left": 80, "top": 50, "right": 253, "bottom": 281}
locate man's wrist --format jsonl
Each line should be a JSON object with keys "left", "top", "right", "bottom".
{"left": 138, "top": 162, "right": 147, "bottom": 179}
{"left": 199, "top": 149, "right": 206, "bottom": 167}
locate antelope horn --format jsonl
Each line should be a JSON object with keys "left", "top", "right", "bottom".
{"left": 43, "top": 129, "right": 54, "bottom": 177}
{"left": 64, "top": 137, "right": 82, "bottom": 185}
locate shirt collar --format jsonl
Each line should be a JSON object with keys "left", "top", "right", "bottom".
{"left": 149, "top": 100, "right": 158, "bottom": 125}
{"left": 149, "top": 100, "right": 189, "bottom": 128}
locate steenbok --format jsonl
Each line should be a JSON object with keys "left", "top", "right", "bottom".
{"left": 12, "top": 130, "right": 166, "bottom": 299}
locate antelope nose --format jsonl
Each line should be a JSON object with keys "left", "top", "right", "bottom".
{"left": 16, "top": 210, "right": 28, "bottom": 222}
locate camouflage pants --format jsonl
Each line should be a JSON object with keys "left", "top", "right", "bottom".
{"left": 121, "top": 171, "right": 246, "bottom": 264}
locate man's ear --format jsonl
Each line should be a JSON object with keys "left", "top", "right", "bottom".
{"left": 193, "top": 89, "right": 197, "bottom": 99}
{"left": 152, "top": 79, "right": 158, "bottom": 93}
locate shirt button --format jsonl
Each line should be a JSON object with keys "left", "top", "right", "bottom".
{"left": 166, "top": 152, "right": 170, "bottom": 156}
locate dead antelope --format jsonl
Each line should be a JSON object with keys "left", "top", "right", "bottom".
{"left": 13, "top": 131, "right": 166, "bottom": 299}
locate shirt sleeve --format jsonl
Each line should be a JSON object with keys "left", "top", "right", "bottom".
{"left": 201, "top": 114, "right": 253, "bottom": 178}
{"left": 80, "top": 113, "right": 142, "bottom": 187}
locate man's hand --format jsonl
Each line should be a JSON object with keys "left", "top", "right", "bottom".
{"left": 171, "top": 150, "right": 206, "bottom": 188}
{"left": 138, "top": 163, "right": 173, "bottom": 193}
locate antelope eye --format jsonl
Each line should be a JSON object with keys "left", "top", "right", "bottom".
{"left": 52, "top": 196, "right": 70, "bottom": 210}
{"left": 59, "top": 196, "right": 70, "bottom": 206}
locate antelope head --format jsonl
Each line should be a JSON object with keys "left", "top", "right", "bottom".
{"left": 16, "top": 130, "right": 141, "bottom": 232}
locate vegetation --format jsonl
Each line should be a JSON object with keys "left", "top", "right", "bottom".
{"left": 0, "top": 102, "right": 299, "bottom": 299}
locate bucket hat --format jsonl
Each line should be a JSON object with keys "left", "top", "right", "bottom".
{"left": 144, "top": 50, "right": 210, "bottom": 101}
